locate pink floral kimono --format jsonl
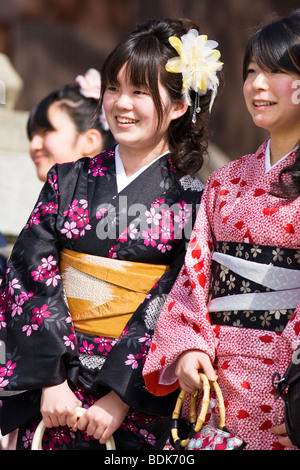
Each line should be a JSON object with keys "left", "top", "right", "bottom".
{"left": 143, "top": 141, "right": 300, "bottom": 450}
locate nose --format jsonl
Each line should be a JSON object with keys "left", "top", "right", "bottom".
{"left": 115, "top": 92, "right": 133, "bottom": 110}
{"left": 30, "top": 133, "right": 44, "bottom": 151}
{"left": 252, "top": 72, "right": 269, "bottom": 90}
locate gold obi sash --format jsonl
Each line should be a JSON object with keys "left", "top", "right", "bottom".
{"left": 60, "top": 248, "right": 169, "bottom": 338}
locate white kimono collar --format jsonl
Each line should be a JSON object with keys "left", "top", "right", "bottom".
{"left": 115, "top": 145, "right": 169, "bottom": 193}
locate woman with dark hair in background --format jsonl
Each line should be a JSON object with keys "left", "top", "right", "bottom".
{"left": 27, "top": 68, "right": 115, "bottom": 182}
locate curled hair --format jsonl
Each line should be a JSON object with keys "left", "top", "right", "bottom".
{"left": 27, "top": 84, "right": 115, "bottom": 149}
{"left": 243, "top": 9, "right": 300, "bottom": 199}
{"left": 99, "top": 18, "right": 220, "bottom": 175}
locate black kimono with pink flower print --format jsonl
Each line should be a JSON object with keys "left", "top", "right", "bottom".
{"left": 0, "top": 147, "right": 203, "bottom": 442}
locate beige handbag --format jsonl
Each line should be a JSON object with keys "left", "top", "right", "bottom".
{"left": 31, "top": 407, "right": 116, "bottom": 450}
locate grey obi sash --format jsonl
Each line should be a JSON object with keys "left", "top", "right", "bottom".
{"left": 207, "top": 242, "right": 300, "bottom": 331}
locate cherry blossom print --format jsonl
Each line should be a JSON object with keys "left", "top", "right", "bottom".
{"left": 174, "top": 201, "right": 192, "bottom": 230}
{"left": 31, "top": 265, "right": 46, "bottom": 282}
{"left": 0, "top": 360, "right": 16, "bottom": 377}
{"left": 125, "top": 353, "right": 139, "bottom": 369}
{"left": 21, "top": 429, "right": 34, "bottom": 449}
{"left": 48, "top": 173, "right": 58, "bottom": 191}
{"left": 160, "top": 217, "right": 175, "bottom": 243}
{"left": 79, "top": 199, "right": 88, "bottom": 209}
{"left": 8, "top": 278, "right": 21, "bottom": 296}
{"left": 79, "top": 340, "right": 94, "bottom": 355}
{"left": 0, "top": 376, "right": 9, "bottom": 389}
{"left": 139, "top": 429, "right": 156, "bottom": 446}
{"left": 119, "top": 224, "right": 139, "bottom": 243}
{"left": 125, "top": 346, "right": 148, "bottom": 369}
{"left": 31, "top": 255, "right": 58, "bottom": 287}
{"left": 61, "top": 221, "right": 80, "bottom": 239}
{"left": 122, "top": 419, "right": 138, "bottom": 434}
{"left": 96, "top": 206, "right": 108, "bottom": 220}
{"left": 88, "top": 155, "right": 108, "bottom": 177}
{"left": 31, "top": 304, "right": 51, "bottom": 325}
{"left": 142, "top": 228, "right": 160, "bottom": 247}
{"left": 157, "top": 243, "right": 172, "bottom": 253}
{"left": 64, "top": 334, "right": 76, "bottom": 350}
{"left": 71, "top": 208, "right": 90, "bottom": 228}
{"left": 11, "top": 294, "right": 25, "bottom": 317}
{"left": 22, "top": 323, "right": 39, "bottom": 336}
{"left": 25, "top": 207, "right": 41, "bottom": 229}
{"left": 139, "top": 332, "right": 152, "bottom": 347}
{"left": 0, "top": 313, "right": 6, "bottom": 329}
{"left": 146, "top": 207, "right": 162, "bottom": 226}
{"left": 63, "top": 199, "right": 79, "bottom": 218}
{"left": 94, "top": 336, "right": 116, "bottom": 355}
{"left": 0, "top": 147, "right": 202, "bottom": 449}
{"left": 45, "top": 268, "right": 61, "bottom": 287}
{"left": 49, "top": 427, "right": 71, "bottom": 446}
{"left": 41, "top": 256, "right": 56, "bottom": 271}
{"left": 61, "top": 200, "right": 92, "bottom": 238}
{"left": 41, "top": 201, "right": 58, "bottom": 216}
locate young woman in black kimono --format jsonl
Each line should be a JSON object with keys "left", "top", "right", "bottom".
{"left": 0, "top": 18, "right": 222, "bottom": 450}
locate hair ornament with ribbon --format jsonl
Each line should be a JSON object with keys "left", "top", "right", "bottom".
{"left": 75, "top": 68, "right": 101, "bottom": 100}
{"left": 166, "top": 29, "right": 223, "bottom": 122}
{"left": 75, "top": 68, "right": 109, "bottom": 131}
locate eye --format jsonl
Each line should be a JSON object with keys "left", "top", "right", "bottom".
{"left": 133, "top": 89, "right": 148, "bottom": 95}
{"left": 246, "top": 68, "right": 256, "bottom": 76}
{"left": 270, "top": 68, "right": 285, "bottom": 74}
{"left": 106, "top": 81, "right": 120, "bottom": 92}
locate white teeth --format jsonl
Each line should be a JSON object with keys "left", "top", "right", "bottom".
{"left": 117, "top": 117, "right": 137, "bottom": 124}
{"left": 254, "top": 101, "right": 274, "bottom": 106}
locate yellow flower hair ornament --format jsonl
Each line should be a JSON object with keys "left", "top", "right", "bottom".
{"left": 166, "top": 29, "right": 223, "bottom": 121}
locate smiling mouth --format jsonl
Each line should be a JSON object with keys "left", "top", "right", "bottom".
{"left": 116, "top": 117, "right": 138, "bottom": 124}
{"left": 32, "top": 152, "right": 47, "bottom": 162}
{"left": 253, "top": 101, "right": 276, "bottom": 107}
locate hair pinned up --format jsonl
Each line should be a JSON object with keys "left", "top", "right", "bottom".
{"left": 99, "top": 18, "right": 223, "bottom": 176}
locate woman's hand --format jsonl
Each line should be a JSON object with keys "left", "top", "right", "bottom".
{"left": 76, "top": 391, "right": 129, "bottom": 444}
{"left": 271, "top": 423, "right": 293, "bottom": 448}
{"left": 175, "top": 349, "right": 217, "bottom": 393}
{"left": 40, "top": 380, "right": 82, "bottom": 429}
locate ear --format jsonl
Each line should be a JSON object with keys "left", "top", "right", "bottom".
{"left": 81, "top": 128, "right": 104, "bottom": 156}
{"left": 171, "top": 99, "right": 189, "bottom": 121}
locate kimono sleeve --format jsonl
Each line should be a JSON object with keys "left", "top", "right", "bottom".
{"left": 96, "top": 184, "right": 203, "bottom": 416}
{"left": 143, "top": 179, "right": 218, "bottom": 396}
{"left": 0, "top": 167, "right": 78, "bottom": 396}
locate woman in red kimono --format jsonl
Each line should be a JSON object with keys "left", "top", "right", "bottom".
{"left": 0, "top": 18, "right": 223, "bottom": 450}
{"left": 144, "top": 10, "right": 300, "bottom": 450}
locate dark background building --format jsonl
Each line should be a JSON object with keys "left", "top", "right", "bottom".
{"left": 0, "top": 0, "right": 299, "bottom": 159}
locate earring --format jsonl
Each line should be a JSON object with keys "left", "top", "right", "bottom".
{"left": 192, "top": 93, "right": 201, "bottom": 124}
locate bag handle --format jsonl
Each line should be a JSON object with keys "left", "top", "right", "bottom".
{"left": 31, "top": 406, "right": 116, "bottom": 450}
{"left": 171, "top": 373, "right": 226, "bottom": 448}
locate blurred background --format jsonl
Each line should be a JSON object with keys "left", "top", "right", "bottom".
{"left": 0, "top": 0, "right": 299, "bottom": 246}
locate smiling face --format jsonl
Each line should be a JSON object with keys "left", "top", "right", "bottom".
{"left": 29, "top": 103, "right": 88, "bottom": 182}
{"left": 243, "top": 61, "right": 300, "bottom": 139}
{"left": 29, "top": 101, "right": 105, "bottom": 182}
{"left": 103, "top": 64, "right": 187, "bottom": 160}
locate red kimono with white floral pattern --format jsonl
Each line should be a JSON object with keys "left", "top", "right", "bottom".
{"left": 143, "top": 141, "right": 300, "bottom": 450}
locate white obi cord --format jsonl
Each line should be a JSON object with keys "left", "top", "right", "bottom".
{"left": 207, "top": 251, "right": 300, "bottom": 312}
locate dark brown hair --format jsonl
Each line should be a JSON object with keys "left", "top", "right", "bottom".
{"left": 99, "top": 18, "right": 220, "bottom": 175}
{"left": 27, "top": 84, "right": 115, "bottom": 149}
{"left": 243, "top": 9, "right": 300, "bottom": 199}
